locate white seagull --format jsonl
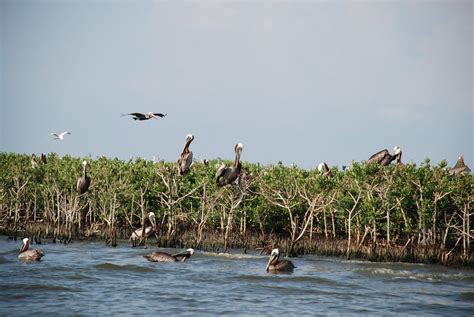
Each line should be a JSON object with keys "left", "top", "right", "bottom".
{"left": 50, "top": 131, "right": 71, "bottom": 140}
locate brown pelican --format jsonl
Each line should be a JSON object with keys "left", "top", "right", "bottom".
{"left": 177, "top": 134, "right": 194, "bottom": 175}
{"left": 77, "top": 160, "right": 91, "bottom": 195}
{"left": 121, "top": 112, "right": 166, "bottom": 121}
{"left": 130, "top": 212, "right": 157, "bottom": 248}
{"left": 216, "top": 143, "right": 243, "bottom": 187}
{"left": 368, "top": 146, "right": 402, "bottom": 166}
{"left": 18, "top": 238, "right": 44, "bottom": 262}
{"left": 31, "top": 154, "right": 39, "bottom": 169}
{"left": 265, "top": 248, "right": 294, "bottom": 273}
{"left": 449, "top": 155, "right": 471, "bottom": 176}
{"left": 144, "top": 248, "right": 194, "bottom": 262}
{"left": 317, "top": 162, "right": 332, "bottom": 177}
{"left": 50, "top": 131, "right": 71, "bottom": 140}
{"left": 40, "top": 153, "right": 47, "bottom": 164}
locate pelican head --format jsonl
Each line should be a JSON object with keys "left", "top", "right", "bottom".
{"left": 148, "top": 212, "right": 155, "bottom": 219}
{"left": 393, "top": 146, "right": 401, "bottom": 155}
{"left": 20, "top": 238, "right": 30, "bottom": 253}
{"left": 186, "top": 248, "right": 195, "bottom": 255}
{"left": 82, "top": 160, "right": 87, "bottom": 166}
{"left": 186, "top": 134, "right": 194, "bottom": 142}
{"left": 235, "top": 143, "right": 243, "bottom": 152}
{"left": 265, "top": 248, "right": 280, "bottom": 272}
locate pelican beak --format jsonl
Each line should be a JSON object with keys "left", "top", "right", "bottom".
{"left": 265, "top": 254, "right": 276, "bottom": 272}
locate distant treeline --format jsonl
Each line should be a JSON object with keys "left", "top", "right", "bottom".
{"left": 0, "top": 152, "right": 472, "bottom": 266}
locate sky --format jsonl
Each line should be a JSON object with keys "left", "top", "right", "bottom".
{"left": 0, "top": 0, "right": 472, "bottom": 169}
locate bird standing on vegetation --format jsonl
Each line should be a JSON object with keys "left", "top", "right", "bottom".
{"left": 50, "top": 131, "right": 71, "bottom": 140}
{"left": 368, "top": 146, "right": 402, "bottom": 166}
{"left": 177, "top": 134, "right": 194, "bottom": 175}
{"left": 449, "top": 155, "right": 471, "bottom": 176}
{"left": 77, "top": 160, "right": 91, "bottom": 195}
{"left": 18, "top": 238, "right": 44, "bottom": 262}
{"left": 130, "top": 212, "right": 157, "bottom": 248}
{"left": 318, "top": 162, "right": 332, "bottom": 177}
{"left": 265, "top": 248, "right": 294, "bottom": 273}
{"left": 215, "top": 143, "right": 243, "bottom": 187}
{"left": 121, "top": 112, "right": 166, "bottom": 121}
{"left": 144, "top": 248, "right": 194, "bottom": 262}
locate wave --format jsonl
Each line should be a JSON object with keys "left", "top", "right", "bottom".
{"left": 95, "top": 263, "right": 155, "bottom": 273}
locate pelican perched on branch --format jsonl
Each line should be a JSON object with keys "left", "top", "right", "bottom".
{"left": 216, "top": 143, "right": 243, "bottom": 187}
{"left": 265, "top": 248, "right": 294, "bottom": 273}
{"left": 130, "top": 212, "right": 157, "bottom": 248}
{"left": 121, "top": 112, "right": 166, "bottom": 121}
{"left": 317, "top": 162, "right": 331, "bottom": 177}
{"left": 368, "top": 146, "right": 402, "bottom": 166}
{"left": 177, "top": 134, "right": 194, "bottom": 175}
{"left": 449, "top": 155, "right": 471, "bottom": 176}
{"left": 18, "top": 238, "right": 44, "bottom": 262}
{"left": 144, "top": 248, "right": 194, "bottom": 262}
{"left": 50, "top": 131, "right": 70, "bottom": 140}
{"left": 77, "top": 161, "right": 91, "bottom": 195}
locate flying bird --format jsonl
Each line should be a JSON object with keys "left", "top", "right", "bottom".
{"left": 121, "top": 112, "right": 166, "bottom": 121}
{"left": 368, "top": 146, "right": 402, "bottom": 166}
{"left": 50, "top": 131, "right": 71, "bottom": 140}
{"left": 18, "top": 238, "right": 45, "bottom": 262}
{"left": 265, "top": 248, "right": 294, "bottom": 273}
{"left": 130, "top": 212, "right": 157, "bottom": 248}
{"left": 177, "top": 134, "right": 194, "bottom": 175}
{"left": 449, "top": 155, "right": 471, "bottom": 176}
{"left": 215, "top": 143, "right": 243, "bottom": 187}
{"left": 77, "top": 160, "right": 91, "bottom": 195}
{"left": 144, "top": 248, "right": 194, "bottom": 262}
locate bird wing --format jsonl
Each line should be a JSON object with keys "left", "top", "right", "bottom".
{"left": 59, "top": 131, "right": 70, "bottom": 137}
{"left": 153, "top": 113, "right": 166, "bottom": 118}
{"left": 50, "top": 133, "right": 59, "bottom": 137}
{"left": 215, "top": 163, "right": 227, "bottom": 179}
{"left": 76, "top": 178, "right": 82, "bottom": 191}
{"left": 368, "top": 149, "right": 389, "bottom": 163}
{"left": 178, "top": 151, "right": 193, "bottom": 174}
{"left": 123, "top": 113, "right": 146, "bottom": 119}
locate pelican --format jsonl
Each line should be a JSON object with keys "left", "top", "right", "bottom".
{"left": 317, "top": 162, "right": 331, "bottom": 177}
{"left": 121, "top": 112, "right": 166, "bottom": 121}
{"left": 368, "top": 146, "right": 402, "bottom": 166}
{"left": 77, "top": 160, "right": 91, "bottom": 195}
{"left": 40, "top": 153, "right": 47, "bottom": 164}
{"left": 50, "top": 131, "right": 70, "bottom": 140}
{"left": 144, "top": 248, "right": 194, "bottom": 262}
{"left": 18, "top": 238, "right": 44, "bottom": 262}
{"left": 449, "top": 155, "right": 471, "bottom": 176}
{"left": 31, "top": 154, "right": 39, "bottom": 169}
{"left": 216, "top": 143, "right": 243, "bottom": 187}
{"left": 130, "top": 212, "right": 157, "bottom": 248}
{"left": 177, "top": 134, "right": 194, "bottom": 175}
{"left": 265, "top": 248, "right": 294, "bottom": 273}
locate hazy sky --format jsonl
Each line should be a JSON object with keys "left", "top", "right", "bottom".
{"left": 0, "top": 0, "right": 472, "bottom": 168}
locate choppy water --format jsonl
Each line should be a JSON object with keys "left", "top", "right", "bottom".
{"left": 0, "top": 237, "right": 473, "bottom": 316}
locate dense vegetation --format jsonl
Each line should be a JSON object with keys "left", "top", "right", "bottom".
{"left": 0, "top": 152, "right": 472, "bottom": 265}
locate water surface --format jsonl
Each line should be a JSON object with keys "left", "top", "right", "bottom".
{"left": 0, "top": 237, "right": 472, "bottom": 316}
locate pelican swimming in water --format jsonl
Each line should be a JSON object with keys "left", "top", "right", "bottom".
{"left": 144, "top": 248, "right": 194, "bottom": 262}
{"left": 215, "top": 143, "right": 243, "bottom": 187}
{"left": 177, "top": 134, "right": 194, "bottom": 175}
{"left": 130, "top": 212, "right": 157, "bottom": 248}
{"left": 121, "top": 112, "right": 166, "bottom": 121}
{"left": 18, "top": 238, "right": 44, "bottom": 262}
{"left": 50, "top": 131, "right": 71, "bottom": 140}
{"left": 449, "top": 155, "right": 471, "bottom": 176}
{"left": 368, "top": 146, "right": 402, "bottom": 166}
{"left": 265, "top": 248, "right": 294, "bottom": 273}
{"left": 318, "top": 162, "right": 332, "bottom": 177}
{"left": 77, "top": 160, "right": 91, "bottom": 195}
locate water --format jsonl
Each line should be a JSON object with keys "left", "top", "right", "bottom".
{"left": 0, "top": 237, "right": 473, "bottom": 316}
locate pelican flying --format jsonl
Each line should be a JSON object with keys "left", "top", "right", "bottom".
{"left": 50, "top": 131, "right": 71, "bottom": 140}
{"left": 121, "top": 112, "right": 166, "bottom": 121}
